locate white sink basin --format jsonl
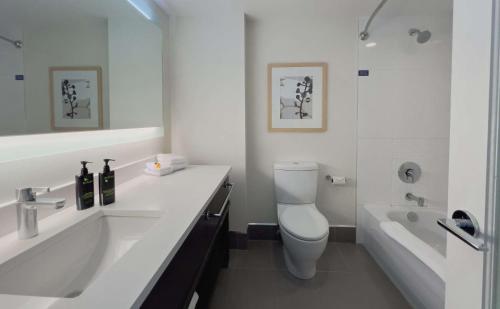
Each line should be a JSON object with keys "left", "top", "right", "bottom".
{"left": 0, "top": 209, "right": 160, "bottom": 298}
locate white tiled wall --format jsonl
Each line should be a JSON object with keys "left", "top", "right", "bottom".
{"left": 358, "top": 138, "right": 449, "bottom": 207}
{"left": 356, "top": 15, "right": 452, "bottom": 216}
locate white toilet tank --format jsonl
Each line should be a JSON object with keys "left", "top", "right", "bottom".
{"left": 273, "top": 162, "right": 319, "bottom": 204}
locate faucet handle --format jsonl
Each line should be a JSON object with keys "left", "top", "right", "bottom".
{"left": 16, "top": 187, "right": 50, "bottom": 202}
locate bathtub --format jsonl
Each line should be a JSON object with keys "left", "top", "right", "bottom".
{"left": 359, "top": 204, "right": 446, "bottom": 309}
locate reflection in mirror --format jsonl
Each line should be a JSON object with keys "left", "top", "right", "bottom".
{"left": 0, "top": 0, "right": 163, "bottom": 136}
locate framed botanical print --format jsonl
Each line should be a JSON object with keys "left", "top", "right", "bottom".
{"left": 50, "top": 66, "right": 103, "bottom": 130}
{"left": 268, "top": 63, "right": 327, "bottom": 132}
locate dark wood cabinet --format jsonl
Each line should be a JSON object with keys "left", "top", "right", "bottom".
{"left": 141, "top": 179, "right": 231, "bottom": 309}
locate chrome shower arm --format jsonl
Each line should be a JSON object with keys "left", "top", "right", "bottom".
{"left": 0, "top": 34, "right": 23, "bottom": 48}
{"left": 360, "top": 0, "right": 388, "bottom": 40}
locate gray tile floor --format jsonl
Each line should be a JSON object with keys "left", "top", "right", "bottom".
{"left": 209, "top": 241, "right": 411, "bottom": 309}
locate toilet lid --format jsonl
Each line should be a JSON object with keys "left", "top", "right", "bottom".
{"left": 280, "top": 205, "right": 329, "bottom": 241}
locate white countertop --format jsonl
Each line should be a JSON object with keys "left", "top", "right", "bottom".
{"left": 0, "top": 165, "right": 231, "bottom": 309}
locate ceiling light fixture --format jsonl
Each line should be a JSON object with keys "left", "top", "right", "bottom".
{"left": 127, "top": 0, "right": 153, "bottom": 20}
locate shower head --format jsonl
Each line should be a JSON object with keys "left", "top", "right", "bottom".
{"left": 409, "top": 28, "right": 431, "bottom": 44}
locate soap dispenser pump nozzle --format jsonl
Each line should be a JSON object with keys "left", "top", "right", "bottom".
{"left": 102, "top": 159, "right": 115, "bottom": 173}
{"left": 80, "top": 161, "right": 92, "bottom": 175}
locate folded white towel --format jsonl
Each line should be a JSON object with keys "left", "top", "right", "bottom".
{"left": 160, "top": 157, "right": 187, "bottom": 165}
{"left": 157, "top": 154, "right": 188, "bottom": 165}
{"left": 157, "top": 163, "right": 187, "bottom": 172}
{"left": 144, "top": 168, "right": 174, "bottom": 176}
{"left": 156, "top": 156, "right": 188, "bottom": 172}
{"left": 145, "top": 162, "right": 174, "bottom": 176}
{"left": 153, "top": 160, "right": 187, "bottom": 169}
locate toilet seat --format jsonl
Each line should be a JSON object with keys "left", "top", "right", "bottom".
{"left": 279, "top": 204, "right": 329, "bottom": 241}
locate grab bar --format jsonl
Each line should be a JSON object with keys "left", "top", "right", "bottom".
{"left": 437, "top": 210, "right": 487, "bottom": 251}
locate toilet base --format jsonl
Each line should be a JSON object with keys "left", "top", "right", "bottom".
{"left": 283, "top": 247, "right": 317, "bottom": 279}
{"left": 280, "top": 226, "right": 328, "bottom": 280}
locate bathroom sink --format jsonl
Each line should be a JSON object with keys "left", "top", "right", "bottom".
{"left": 0, "top": 209, "right": 161, "bottom": 298}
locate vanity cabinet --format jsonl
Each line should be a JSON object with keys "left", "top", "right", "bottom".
{"left": 141, "top": 179, "right": 231, "bottom": 309}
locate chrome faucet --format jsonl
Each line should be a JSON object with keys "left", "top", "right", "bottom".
{"left": 405, "top": 193, "right": 425, "bottom": 207}
{"left": 16, "top": 187, "right": 65, "bottom": 239}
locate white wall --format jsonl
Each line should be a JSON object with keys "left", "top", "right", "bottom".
{"left": 245, "top": 15, "right": 358, "bottom": 226}
{"left": 356, "top": 15, "right": 452, "bottom": 225}
{"left": 169, "top": 9, "right": 247, "bottom": 232}
{"left": 108, "top": 16, "right": 163, "bottom": 129}
{"left": 23, "top": 17, "right": 109, "bottom": 133}
{"left": 0, "top": 26, "right": 25, "bottom": 135}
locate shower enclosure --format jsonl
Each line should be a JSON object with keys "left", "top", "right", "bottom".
{"left": 356, "top": 1, "right": 453, "bottom": 308}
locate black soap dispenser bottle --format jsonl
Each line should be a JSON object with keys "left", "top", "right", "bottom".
{"left": 75, "top": 161, "right": 95, "bottom": 210}
{"left": 99, "top": 159, "right": 116, "bottom": 206}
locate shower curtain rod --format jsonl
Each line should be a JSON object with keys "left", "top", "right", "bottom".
{"left": 359, "top": 0, "right": 388, "bottom": 41}
{"left": 0, "top": 34, "right": 23, "bottom": 48}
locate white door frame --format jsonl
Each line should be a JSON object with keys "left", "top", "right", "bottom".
{"left": 483, "top": 0, "right": 500, "bottom": 307}
{"left": 446, "top": 0, "right": 497, "bottom": 308}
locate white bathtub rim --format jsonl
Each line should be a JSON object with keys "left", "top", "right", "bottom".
{"left": 364, "top": 204, "right": 445, "bottom": 221}
{"left": 363, "top": 204, "right": 446, "bottom": 282}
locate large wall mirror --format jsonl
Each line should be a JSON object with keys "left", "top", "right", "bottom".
{"left": 0, "top": 0, "right": 164, "bottom": 136}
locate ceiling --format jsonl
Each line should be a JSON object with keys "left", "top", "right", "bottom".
{"left": 0, "top": 0, "right": 143, "bottom": 29}
{"left": 155, "top": 0, "right": 453, "bottom": 18}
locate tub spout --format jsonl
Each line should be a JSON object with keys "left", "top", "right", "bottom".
{"left": 406, "top": 193, "right": 425, "bottom": 207}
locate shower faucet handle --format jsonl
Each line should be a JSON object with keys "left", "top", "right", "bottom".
{"left": 398, "top": 162, "right": 421, "bottom": 184}
{"left": 405, "top": 169, "right": 415, "bottom": 182}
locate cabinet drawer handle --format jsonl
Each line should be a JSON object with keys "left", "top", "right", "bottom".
{"left": 206, "top": 183, "right": 233, "bottom": 218}
{"left": 212, "top": 183, "right": 233, "bottom": 217}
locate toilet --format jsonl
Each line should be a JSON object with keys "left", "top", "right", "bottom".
{"left": 274, "top": 161, "right": 329, "bottom": 279}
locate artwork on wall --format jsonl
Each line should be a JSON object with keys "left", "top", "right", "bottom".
{"left": 268, "top": 63, "right": 328, "bottom": 132}
{"left": 50, "top": 66, "right": 103, "bottom": 130}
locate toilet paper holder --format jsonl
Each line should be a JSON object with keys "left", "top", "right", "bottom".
{"left": 325, "top": 175, "right": 347, "bottom": 185}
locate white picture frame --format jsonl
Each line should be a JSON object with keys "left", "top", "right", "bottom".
{"left": 50, "top": 66, "right": 103, "bottom": 130}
